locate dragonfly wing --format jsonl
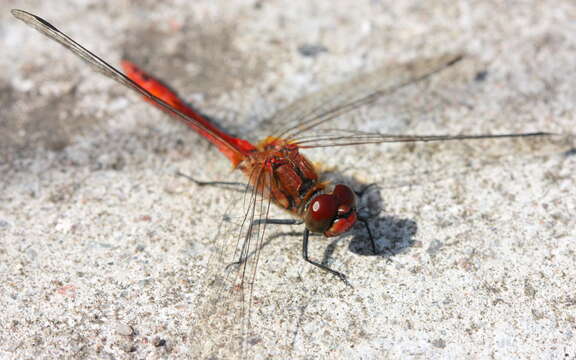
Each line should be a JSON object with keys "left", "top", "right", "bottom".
{"left": 11, "top": 9, "right": 246, "bottom": 162}
{"left": 293, "top": 130, "right": 554, "bottom": 149}
{"left": 191, "top": 166, "right": 279, "bottom": 357}
{"left": 258, "top": 54, "right": 463, "bottom": 142}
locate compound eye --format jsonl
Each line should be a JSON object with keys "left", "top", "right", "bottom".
{"left": 303, "top": 185, "right": 358, "bottom": 236}
{"left": 332, "top": 184, "right": 356, "bottom": 211}
{"left": 325, "top": 185, "right": 358, "bottom": 237}
{"left": 304, "top": 194, "right": 338, "bottom": 233}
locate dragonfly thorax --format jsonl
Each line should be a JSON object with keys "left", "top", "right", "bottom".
{"left": 303, "top": 184, "right": 358, "bottom": 237}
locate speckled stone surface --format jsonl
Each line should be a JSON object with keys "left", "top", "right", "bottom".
{"left": 1, "top": 1, "right": 575, "bottom": 359}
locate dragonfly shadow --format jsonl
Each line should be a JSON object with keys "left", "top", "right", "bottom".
{"left": 347, "top": 215, "right": 418, "bottom": 257}
{"left": 319, "top": 180, "right": 418, "bottom": 264}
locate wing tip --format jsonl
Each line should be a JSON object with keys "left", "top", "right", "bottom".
{"left": 11, "top": 8, "right": 23, "bottom": 14}
{"left": 11, "top": 9, "right": 28, "bottom": 20}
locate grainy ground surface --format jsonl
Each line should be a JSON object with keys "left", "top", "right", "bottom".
{"left": 1, "top": 1, "right": 575, "bottom": 359}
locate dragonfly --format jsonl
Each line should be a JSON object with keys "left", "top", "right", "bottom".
{"left": 11, "top": 7, "right": 554, "bottom": 280}
{"left": 11, "top": 8, "right": 553, "bottom": 355}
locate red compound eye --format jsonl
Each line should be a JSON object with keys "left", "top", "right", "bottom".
{"left": 305, "top": 194, "right": 338, "bottom": 233}
{"left": 332, "top": 184, "right": 356, "bottom": 210}
{"left": 304, "top": 185, "right": 358, "bottom": 236}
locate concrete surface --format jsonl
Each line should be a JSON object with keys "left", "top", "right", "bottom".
{"left": 1, "top": 0, "right": 575, "bottom": 359}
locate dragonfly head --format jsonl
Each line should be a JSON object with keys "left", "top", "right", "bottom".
{"left": 304, "top": 184, "right": 358, "bottom": 237}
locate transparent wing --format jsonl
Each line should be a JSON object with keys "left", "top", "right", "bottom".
{"left": 190, "top": 167, "right": 278, "bottom": 358}
{"left": 259, "top": 54, "right": 462, "bottom": 142}
{"left": 255, "top": 53, "right": 552, "bottom": 148}
{"left": 11, "top": 9, "right": 244, "bottom": 160}
{"left": 292, "top": 129, "right": 551, "bottom": 148}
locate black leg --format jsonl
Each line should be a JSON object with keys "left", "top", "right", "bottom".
{"left": 176, "top": 171, "right": 247, "bottom": 192}
{"left": 225, "top": 218, "right": 304, "bottom": 270}
{"left": 357, "top": 216, "right": 394, "bottom": 259}
{"left": 355, "top": 183, "right": 394, "bottom": 258}
{"left": 358, "top": 217, "right": 377, "bottom": 254}
{"left": 252, "top": 219, "right": 303, "bottom": 226}
{"left": 302, "top": 229, "right": 350, "bottom": 286}
{"left": 355, "top": 184, "right": 379, "bottom": 254}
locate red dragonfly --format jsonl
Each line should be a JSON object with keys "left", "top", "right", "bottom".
{"left": 13, "top": 9, "right": 556, "bottom": 355}
{"left": 11, "top": 9, "right": 551, "bottom": 286}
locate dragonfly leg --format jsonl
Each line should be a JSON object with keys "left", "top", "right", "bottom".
{"left": 176, "top": 171, "right": 247, "bottom": 192}
{"left": 302, "top": 229, "right": 350, "bottom": 286}
{"left": 357, "top": 216, "right": 394, "bottom": 261}
{"left": 252, "top": 219, "right": 304, "bottom": 226}
{"left": 225, "top": 218, "right": 304, "bottom": 270}
{"left": 356, "top": 183, "right": 394, "bottom": 258}
{"left": 358, "top": 217, "right": 377, "bottom": 254}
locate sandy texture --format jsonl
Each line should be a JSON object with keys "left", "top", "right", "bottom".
{"left": 1, "top": 0, "right": 575, "bottom": 359}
